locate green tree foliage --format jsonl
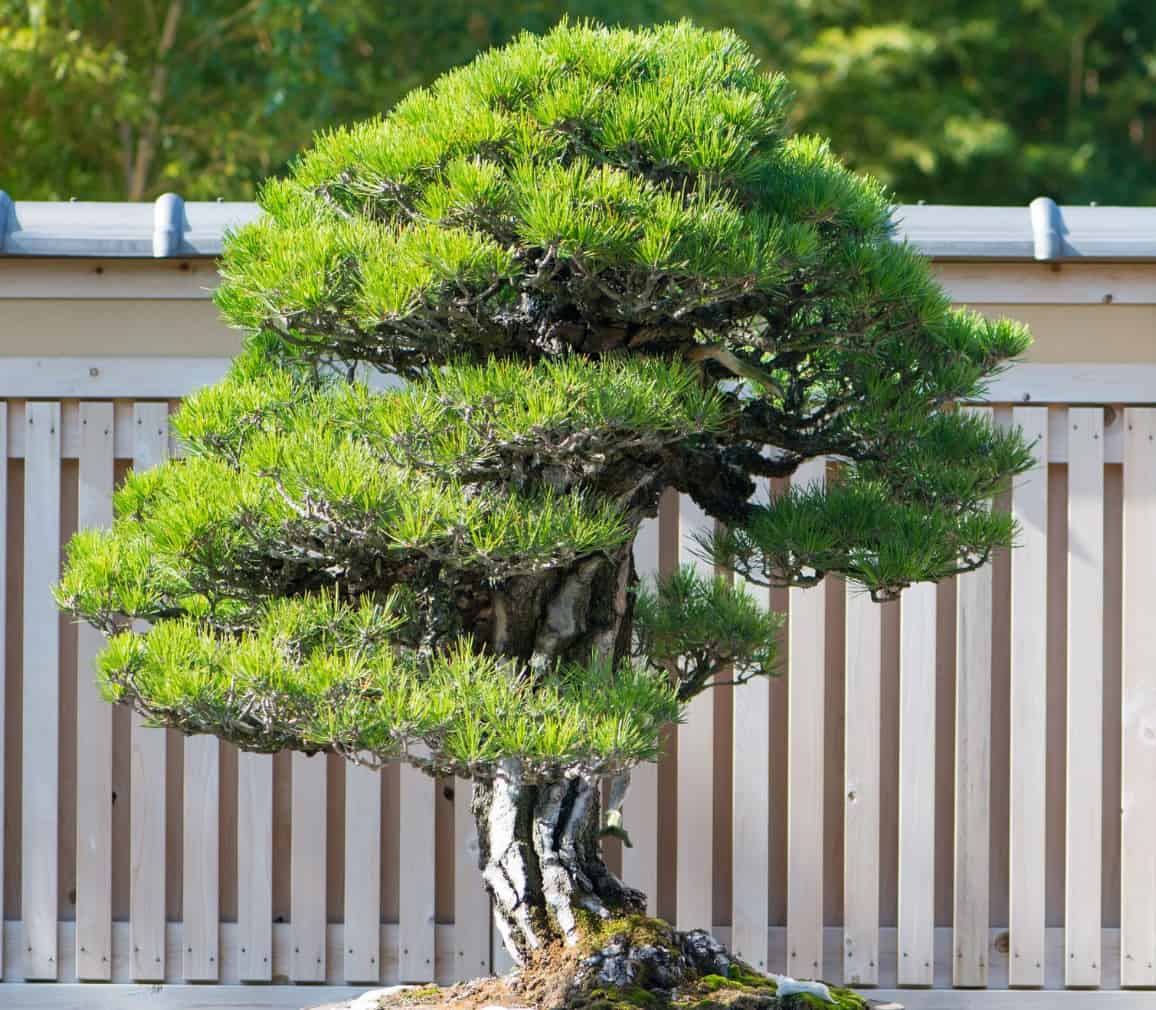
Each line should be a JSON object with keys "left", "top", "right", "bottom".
{"left": 58, "top": 21, "right": 1033, "bottom": 786}
{"left": 3, "top": 2, "right": 1153, "bottom": 203}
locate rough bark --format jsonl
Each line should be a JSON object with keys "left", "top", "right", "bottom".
{"left": 473, "top": 761, "right": 646, "bottom": 965}
{"left": 474, "top": 546, "right": 643, "bottom": 965}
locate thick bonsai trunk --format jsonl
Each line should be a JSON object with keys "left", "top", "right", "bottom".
{"left": 474, "top": 760, "right": 645, "bottom": 965}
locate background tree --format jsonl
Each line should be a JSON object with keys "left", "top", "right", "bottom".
{"left": 3, "top": 1, "right": 1153, "bottom": 204}
{"left": 58, "top": 20, "right": 1032, "bottom": 1005}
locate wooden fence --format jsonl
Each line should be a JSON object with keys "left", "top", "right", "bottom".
{"left": 1, "top": 383, "right": 1155, "bottom": 1008}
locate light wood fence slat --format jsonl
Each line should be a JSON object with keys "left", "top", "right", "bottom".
{"left": 898, "top": 581, "right": 937, "bottom": 987}
{"left": 1065, "top": 407, "right": 1104, "bottom": 988}
{"left": 787, "top": 458, "right": 826, "bottom": 980}
{"left": 182, "top": 737, "right": 220, "bottom": 980}
{"left": 843, "top": 585, "right": 882, "bottom": 987}
{"left": 129, "top": 402, "right": 171, "bottom": 982}
{"left": 290, "top": 753, "right": 327, "bottom": 982}
{"left": 74, "top": 403, "right": 115, "bottom": 981}
{"left": 1120, "top": 408, "right": 1156, "bottom": 987}
{"left": 21, "top": 401, "right": 62, "bottom": 980}
{"left": 236, "top": 751, "right": 273, "bottom": 981}
{"left": 1008, "top": 407, "right": 1049, "bottom": 987}
{"left": 622, "top": 513, "right": 660, "bottom": 911}
{"left": 0, "top": 403, "right": 6, "bottom": 980}
{"left": 676, "top": 495, "right": 714, "bottom": 932}
{"left": 397, "top": 764, "right": 436, "bottom": 982}
{"left": 343, "top": 763, "right": 383, "bottom": 983}
{"left": 954, "top": 562, "right": 993, "bottom": 987}
{"left": 453, "top": 779, "right": 490, "bottom": 982}
{"left": 731, "top": 479, "right": 771, "bottom": 973}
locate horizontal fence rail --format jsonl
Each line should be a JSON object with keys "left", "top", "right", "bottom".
{"left": 2, "top": 395, "right": 1155, "bottom": 1005}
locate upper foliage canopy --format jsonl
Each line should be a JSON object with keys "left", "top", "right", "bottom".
{"left": 59, "top": 21, "right": 1032, "bottom": 780}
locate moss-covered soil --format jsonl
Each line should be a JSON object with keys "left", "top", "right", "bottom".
{"left": 318, "top": 917, "right": 887, "bottom": 1010}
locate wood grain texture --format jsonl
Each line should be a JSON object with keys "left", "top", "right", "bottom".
{"left": 787, "top": 458, "right": 826, "bottom": 979}
{"left": 182, "top": 736, "right": 220, "bottom": 980}
{"left": 290, "top": 753, "right": 327, "bottom": 982}
{"left": 397, "top": 764, "right": 436, "bottom": 982}
{"left": 235, "top": 751, "right": 273, "bottom": 981}
{"left": 843, "top": 585, "right": 882, "bottom": 986}
{"left": 21, "top": 401, "right": 62, "bottom": 979}
{"left": 343, "top": 763, "right": 383, "bottom": 983}
{"left": 954, "top": 563, "right": 993, "bottom": 987}
{"left": 453, "top": 779, "right": 490, "bottom": 982}
{"left": 622, "top": 513, "right": 660, "bottom": 912}
{"left": 0, "top": 403, "right": 6, "bottom": 979}
{"left": 1120, "top": 408, "right": 1156, "bottom": 987}
{"left": 898, "top": 582, "right": 937, "bottom": 987}
{"left": 129, "top": 402, "right": 171, "bottom": 981}
{"left": 1008, "top": 407, "right": 1049, "bottom": 987}
{"left": 731, "top": 480, "right": 771, "bottom": 971}
{"left": 74, "top": 403, "right": 115, "bottom": 981}
{"left": 676, "top": 495, "right": 714, "bottom": 932}
{"left": 1065, "top": 407, "right": 1104, "bottom": 988}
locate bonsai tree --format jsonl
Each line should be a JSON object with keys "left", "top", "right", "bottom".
{"left": 58, "top": 19, "right": 1032, "bottom": 1003}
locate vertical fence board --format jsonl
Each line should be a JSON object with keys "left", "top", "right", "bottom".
{"left": 182, "top": 737, "right": 220, "bottom": 980}
{"left": 1008, "top": 407, "right": 1049, "bottom": 987}
{"left": 129, "top": 403, "right": 170, "bottom": 982}
{"left": 1066, "top": 407, "right": 1104, "bottom": 988}
{"left": 1120, "top": 408, "right": 1156, "bottom": 987}
{"left": 732, "top": 479, "right": 771, "bottom": 972}
{"left": 676, "top": 496, "right": 713, "bottom": 932}
{"left": 954, "top": 562, "right": 993, "bottom": 987}
{"left": 622, "top": 514, "right": 660, "bottom": 911}
{"left": 843, "top": 586, "right": 882, "bottom": 986}
{"left": 0, "top": 404, "right": 5, "bottom": 980}
{"left": 344, "top": 763, "right": 382, "bottom": 983}
{"left": 21, "top": 401, "right": 61, "bottom": 980}
{"left": 787, "top": 459, "right": 826, "bottom": 979}
{"left": 236, "top": 751, "right": 273, "bottom": 981}
{"left": 398, "top": 764, "right": 436, "bottom": 982}
{"left": 74, "top": 403, "right": 114, "bottom": 980}
{"left": 290, "top": 753, "right": 327, "bottom": 982}
{"left": 898, "top": 582, "right": 937, "bottom": 987}
{"left": 454, "top": 779, "right": 490, "bottom": 982}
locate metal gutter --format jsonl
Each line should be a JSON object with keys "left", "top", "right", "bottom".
{"left": 1, "top": 191, "right": 1154, "bottom": 261}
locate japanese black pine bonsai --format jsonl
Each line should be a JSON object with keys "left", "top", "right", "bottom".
{"left": 58, "top": 19, "right": 1031, "bottom": 1008}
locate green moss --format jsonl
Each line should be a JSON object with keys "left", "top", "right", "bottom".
{"left": 697, "top": 975, "right": 744, "bottom": 992}
{"left": 575, "top": 984, "right": 661, "bottom": 1010}
{"left": 575, "top": 912, "right": 677, "bottom": 955}
{"left": 724, "top": 965, "right": 771, "bottom": 988}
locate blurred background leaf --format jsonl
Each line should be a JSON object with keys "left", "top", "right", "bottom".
{"left": 2, "top": 0, "right": 1153, "bottom": 203}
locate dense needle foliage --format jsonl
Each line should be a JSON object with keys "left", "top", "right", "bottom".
{"left": 58, "top": 21, "right": 1032, "bottom": 783}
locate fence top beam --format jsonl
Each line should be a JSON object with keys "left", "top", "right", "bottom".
{"left": 2, "top": 191, "right": 1156, "bottom": 261}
